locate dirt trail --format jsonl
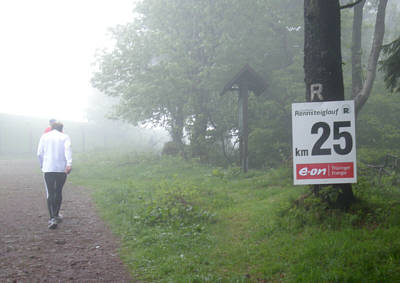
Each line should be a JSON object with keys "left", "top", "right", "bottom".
{"left": 0, "top": 159, "right": 133, "bottom": 282}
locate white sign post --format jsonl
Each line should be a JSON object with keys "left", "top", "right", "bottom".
{"left": 292, "top": 100, "right": 357, "bottom": 185}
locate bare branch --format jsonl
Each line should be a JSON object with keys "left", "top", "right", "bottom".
{"left": 340, "top": 0, "right": 364, "bottom": 10}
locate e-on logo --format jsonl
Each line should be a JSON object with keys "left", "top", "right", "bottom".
{"left": 296, "top": 162, "right": 354, "bottom": 180}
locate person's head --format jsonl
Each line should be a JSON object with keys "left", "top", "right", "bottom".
{"left": 51, "top": 121, "right": 63, "bottom": 132}
{"left": 49, "top": 119, "right": 56, "bottom": 126}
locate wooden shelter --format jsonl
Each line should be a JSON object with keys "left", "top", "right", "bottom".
{"left": 221, "top": 64, "right": 268, "bottom": 172}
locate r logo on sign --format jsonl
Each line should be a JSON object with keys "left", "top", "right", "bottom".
{"left": 342, "top": 104, "right": 351, "bottom": 114}
{"left": 311, "top": 83, "right": 323, "bottom": 101}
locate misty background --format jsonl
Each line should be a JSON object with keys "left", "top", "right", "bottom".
{"left": 0, "top": 0, "right": 399, "bottom": 168}
{"left": 0, "top": 0, "right": 169, "bottom": 157}
{"left": 0, "top": 0, "right": 134, "bottom": 121}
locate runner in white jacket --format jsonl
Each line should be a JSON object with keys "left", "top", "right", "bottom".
{"left": 37, "top": 121, "right": 72, "bottom": 229}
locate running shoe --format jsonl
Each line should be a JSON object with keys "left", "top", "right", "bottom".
{"left": 48, "top": 218, "right": 58, "bottom": 229}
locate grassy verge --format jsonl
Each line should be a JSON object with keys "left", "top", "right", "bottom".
{"left": 70, "top": 150, "right": 400, "bottom": 282}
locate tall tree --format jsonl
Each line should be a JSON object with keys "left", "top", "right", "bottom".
{"left": 351, "top": 0, "right": 366, "bottom": 98}
{"left": 304, "top": 0, "right": 344, "bottom": 102}
{"left": 92, "top": 0, "right": 304, "bottom": 161}
{"left": 304, "top": 0, "right": 354, "bottom": 207}
{"left": 351, "top": 0, "right": 389, "bottom": 115}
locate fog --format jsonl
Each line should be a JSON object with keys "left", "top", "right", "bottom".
{"left": 0, "top": 112, "right": 169, "bottom": 157}
{"left": 0, "top": 0, "right": 134, "bottom": 122}
{"left": 0, "top": 1, "right": 399, "bottom": 164}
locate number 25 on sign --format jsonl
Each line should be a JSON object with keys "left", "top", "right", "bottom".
{"left": 291, "top": 100, "right": 357, "bottom": 185}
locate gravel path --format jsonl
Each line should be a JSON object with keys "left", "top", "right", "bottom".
{"left": 0, "top": 159, "right": 133, "bottom": 282}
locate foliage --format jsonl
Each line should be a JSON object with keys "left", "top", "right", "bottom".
{"left": 71, "top": 150, "right": 400, "bottom": 282}
{"left": 356, "top": 92, "right": 400, "bottom": 151}
{"left": 91, "top": 0, "right": 303, "bottom": 164}
{"left": 90, "top": 0, "right": 400, "bottom": 171}
{"left": 161, "top": 141, "right": 181, "bottom": 156}
{"left": 380, "top": 37, "right": 400, "bottom": 93}
{"left": 246, "top": 55, "right": 304, "bottom": 169}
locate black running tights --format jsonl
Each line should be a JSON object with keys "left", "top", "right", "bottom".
{"left": 44, "top": 172, "right": 67, "bottom": 219}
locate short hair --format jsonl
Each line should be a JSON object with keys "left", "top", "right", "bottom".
{"left": 51, "top": 122, "right": 64, "bottom": 132}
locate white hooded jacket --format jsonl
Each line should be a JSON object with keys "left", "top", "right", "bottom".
{"left": 37, "top": 130, "right": 72, "bottom": 173}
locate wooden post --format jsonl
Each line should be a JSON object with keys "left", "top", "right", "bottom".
{"left": 238, "top": 82, "right": 249, "bottom": 173}
{"left": 221, "top": 64, "right": 267, "bottom": 173}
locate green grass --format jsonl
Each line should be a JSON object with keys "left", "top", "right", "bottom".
{"left": 70, "top": 150, "right": 400, "bottom": 282}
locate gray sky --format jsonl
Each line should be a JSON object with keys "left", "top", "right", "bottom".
{"left": 0, "top": 0, "right": 134, "bottom": 121}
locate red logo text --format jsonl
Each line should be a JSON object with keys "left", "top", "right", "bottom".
{"left": 296, "top": 162, "right": 354, "bottom": 180}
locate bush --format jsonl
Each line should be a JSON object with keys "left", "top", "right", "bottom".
{"left": 161, "top": 141, "right": 181, "bottom": 156}
{"left": 248, "top": 128, "right": 290, "bottom": 169}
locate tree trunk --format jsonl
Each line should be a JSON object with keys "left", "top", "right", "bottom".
{"left": 190, "top": 91, "right": 209, "bottom": 161}
{"left": 353, "top": 0, "right": 388, "bottom": 115}
{"left": 170, "top": 104, "right": 185, "bottom": 154}
{"left": 304, "top": 0, "right": 344, "bottom": 102}
{"left": 351, "top": 0, "right": 366, "bottom": 98}
{"left": 190, "top": 112, "right": 208, "bottom": 160}
{"left": 304, "top": 0, "right": 355, "bottom": 208}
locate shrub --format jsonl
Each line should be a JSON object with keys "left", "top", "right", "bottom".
{"left": 161, "top": 141, "right": 181, "bottom": 156}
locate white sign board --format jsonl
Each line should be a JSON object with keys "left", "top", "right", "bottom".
{"left": 292, "top": 100, "right": 357, "bottom": 185}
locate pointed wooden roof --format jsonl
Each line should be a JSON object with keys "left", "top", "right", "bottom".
{"left": 221, "top": 64, "right": 268, "bottom": 96}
